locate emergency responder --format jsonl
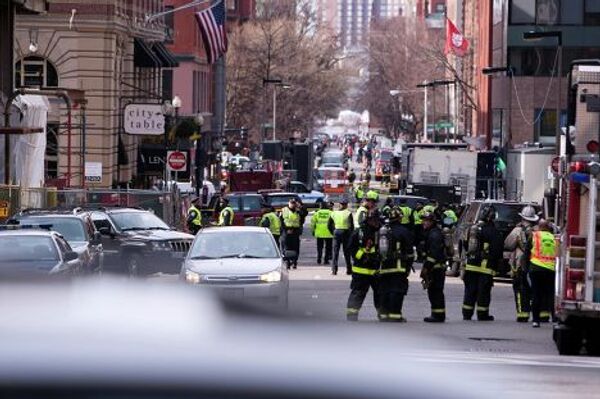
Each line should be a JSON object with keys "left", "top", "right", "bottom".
{"left": 462, "top": 206, "right": 503, "bottom": 321}
{"left": 281, "top": 198, "right": 302, "bottom": 269}
{"left": 423, "top": 200, "right": 438, "bottom": 215}
{"left": 381, "top": 197, "right": 394, "bottom": 220}
{"left": 413, "top": 202, "right": 425, "bottom": 260}
{"left": 420, "top": 211, "right": 447, "bottom": 322}
{"left": 186, "top": 197, "right": 203, "bottom": 235}
{"left": 311, "top": 201, "right": 334, "bottom": 265}
{"left": 528, "top": 220, "right": 558, "bottom": 328}
{"left": 330, "top": 198, "right": 354, "bottom": 275}
{"left": 346, "top": 203, "right": 381, "bottom": 321}
{"left": 442, "top": 204, "right": 458, "bottom": 225}
{"left": 397, "top": 198, "right": 414, "bottom": 227}
{"left": 217, "top": 197, "right": 234, "bottom": 226}
{"left": 378, "top": 207, "right": 414, "bottom": 322}
{"left": 260, "top": 204, "right": 281, "bottom": 247}
{"left": 504, "top": 205, "right": 538, "bottom": 322}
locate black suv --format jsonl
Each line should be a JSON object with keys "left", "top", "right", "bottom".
{"left": 90, "top": 207, "right": 194, "bottom": 276}
{"left": 448, "top": 200, "right": 541, "bottom": 277}
{"left": 8, "top": 208, "right": 103, "bottom": 274}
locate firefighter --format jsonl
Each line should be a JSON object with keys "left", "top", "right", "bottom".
{"left": 378, "top": 208, "right": 414, "bottom": 322}
{"left": 381, "top": 197, "right": 394, "bottom": 220}
{"left": 420, "top": 211, "right": 447, "bottom": 322}
{"left": 346, "top": 203, "right": 381, "bottom": 321}
{"left": 330, "top": 198, "right": 354, "bottom": 275}
{"left": 505, "top": 205, "right": 538, "bottom": 322}
{"left": 311, "top": 201, "right": 333, "bottom": 265}
{"left": 281, "top": 198, "right": 302, "bottom": 269}
{"left": 462, "top": 206, "right": 503, "bottom": 321}
{"left": 528, "top": 220, "right": 558, "bottom": 328}
{"left": 260, "top": 204, "right": 281, "bottom": 247}
{"left": 413, "top": 202, "right": 425, "bottom": 260}
{"left": 217, "top": 197, "right": 234, "bottom": 226}
{"left": 186, "top": 197, "right": 203, "bottom": 235}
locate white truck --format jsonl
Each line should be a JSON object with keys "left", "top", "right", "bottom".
{"left": 553, "top": 62, "right": 600, "bottom": 355}
{"left": 505, "top": 147, "right": 555, "bottom": 204}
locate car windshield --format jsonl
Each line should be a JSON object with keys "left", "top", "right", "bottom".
{"left": 267, "top": 196, "right": 297, "bottom": 207}
{"left": 485, "top": 204, "right": 528, "bottom": 226}
{"left": 17, "top": 217, "right": 86, "bottom": 242}
{"left": 190, "top": 231, "right": 279, "bottom": 259}
{"left": 110, "top": 212, "right": 170, "bottom": 231}
{"left": 321, "top": 155, "right": 343, "bottom": 164}
{"left": 0, "top": 236, "right": 59, "bottom": 262}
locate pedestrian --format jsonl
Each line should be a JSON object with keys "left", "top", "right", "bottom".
{"left": 186, "top": 197, "right": 203, "bottom": 235}
{"left": 281, "top": 198, "right": 302, "bottom": 269}
{"left": 378, "top": 208, "right": 414, "bottom": 322}
{"left": 260, "top": 204, "right": 281, "bottom": 247}
{"left": 348, "top": 169, "right": 356, "bottom": 185}
{"left": 462, "top": 206, "right": 503, "bottom": 321}
{"left": 528, "top": 219, "right": 558, "bottom": 328}
{"left": 217, "top": 197, "right": 234, "bottom": 226}
{"left": 330, "top": 198, "right": 354, "bottom": 275}
{"left": 380, "top": 197, "right": 394, "bottom": 220}
{"left": 311, "top": 201, "right": 333, "bottom": 265}
{"left": 504, "top": 205, "right": 538, "bottom": 322}
{"left": 420, "top": 211, "right": 447, "bottom": 323}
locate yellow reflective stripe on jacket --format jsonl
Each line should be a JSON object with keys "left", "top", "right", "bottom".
{"left": 380, "top": 259, "right": 406, "bottom": 274}
{"left": 352, "top": 266, "right": 377, "bottom": 275}
{"left": 465, "top": 262, "right": 495, "bottom": 275}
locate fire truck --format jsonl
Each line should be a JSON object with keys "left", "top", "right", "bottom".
{"left": 554, "top": 61, "right": 600, "bottom": 355}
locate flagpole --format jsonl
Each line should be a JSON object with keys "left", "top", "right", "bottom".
{"left": 146, "top": 0, "right": 223, "bottom": 22}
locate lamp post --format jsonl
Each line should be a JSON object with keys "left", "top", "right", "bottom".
{"left": 416, "top": 81, "right": 432, "bottom": 142}
{"left": 263, "top": 78, "right": 291, "bottom": 141}
{"left": 171, "top": 95, "right": 182, "bottom": 183}
{"left": 390, "top": 88, "right": 423, "bottom": 140}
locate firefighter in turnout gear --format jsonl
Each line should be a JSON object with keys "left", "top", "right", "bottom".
{"left": 462, "top": 206, "right": 503, "bottom": 321}
{"left": 217, "top": 198, "right": 234, "bottom": 226}
{"left": 311, "top": 201, "right": 333, "bottom": 265}
{"left": 186, "top": 197, "right": 203, "bottom": 235}
{"left": 346, "top": 204, "right": 382, "bottom": 321}
{"left": 420, "top": 211, "right": 447, "bottom": 322}
{"left": 260, "top": 204, "right": 281, "bottom": 247}
{"left": 281, "top": 198, "right": 302, "bottom": 269}
{"left": 381, "top": 197, "right": 394, "bottom": 220}
{"left": 330, "top": 197, "right": 354, "bottom": 275}
{"left": 528, "top": 220, "right": 558, "bottom": 328}
{"left": 505, "top": 205, "right": 538, "bottom": 322}
{"left": 378, "top": 207, "right": 415, "bottom": 322}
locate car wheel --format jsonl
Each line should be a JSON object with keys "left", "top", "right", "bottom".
{"left": 127, "top": 253, "right": 143, "bottom": 277}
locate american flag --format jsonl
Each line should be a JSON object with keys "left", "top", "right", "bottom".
{"left": 195, "top": 0, "right": 228, "bottom": 64}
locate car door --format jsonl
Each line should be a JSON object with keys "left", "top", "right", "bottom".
{"left": 55, "top": 236, "right": 81, "bottom": 275}
{"left": 84, "top": 215, "right": 103, "bottom": 272}
{"left": 91, "top": 211, "right": 121, "bottom": 268}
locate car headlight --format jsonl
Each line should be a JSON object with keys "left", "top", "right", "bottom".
{"left": 184, "top": 270, "right": 203, "bottom": 284}
{"left": 260, "top": 270, "right": 282, "bottom": 283}
{"left": 151, "top": 241, "right": 170, "bottom": 251}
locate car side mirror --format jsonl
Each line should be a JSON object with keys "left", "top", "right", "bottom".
{"left": 98, "top": 226, "right": 112, "bottom": 236}
{"left": 64, "top": 251, "right": 79, "bottom": 262}
{"left": 91, "top": 231, "right": 102, "bottom": 244}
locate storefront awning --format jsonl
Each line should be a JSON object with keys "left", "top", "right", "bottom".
{"left": 152, "top": 42, "right": 179, "bottom": 68}
{"left": 134, "top": 38, "right": 161, "bottom": 68}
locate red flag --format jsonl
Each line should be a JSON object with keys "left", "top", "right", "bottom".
{"left": 445, "top": 18, "right": 469, "bottom": 57}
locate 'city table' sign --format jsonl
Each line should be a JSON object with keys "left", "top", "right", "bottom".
{"left": 124, "top": 104, "right": 165, "bottom": 135}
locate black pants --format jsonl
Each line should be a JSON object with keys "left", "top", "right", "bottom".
{"left": 333, "top": 230, "right": 352, "bottom": 271}
{"left": 283, "top": 229, "right": 300, "bottom": 265}
{"left": 379, "top": 272, "right": 409, "bottom": 321}
{"left": 427, "top": 267, "right": 446, "bottom": 320}
{"left": 529, "top": 268, "right": 555, "bottom": 322}
{"left": 272, "top": 234, "right": 280, "bottom": 250}
{"left": 512, "top": 268, "right": 531, "bottom": 321}
{"left": 462, "top": 271, "right": 493, "bottom": 319}
{"left": 347, "top": 273, "right": 379, "bottom": 317}
{"left": 317, "top": 237, "right": 333, "bottom": 263}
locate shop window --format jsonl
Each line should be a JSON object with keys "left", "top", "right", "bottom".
{"left": 535, "top": 109, "right": 567, "bottom": 143}
{"left": 14, "top": 56, "right": 58, "bottom": 88}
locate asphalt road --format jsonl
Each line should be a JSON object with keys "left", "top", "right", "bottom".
{"left": 289, "top": 213, "right": 600, "bottom": 398}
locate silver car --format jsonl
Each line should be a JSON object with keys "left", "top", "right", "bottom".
{"left": 181, "top": 226, "right": 289, "bottom": 308}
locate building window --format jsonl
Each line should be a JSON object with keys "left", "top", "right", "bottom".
{"left": 585, "top": 0, "right": 600, "bottom": 24}
{"left": 46, "top": 123, "right": 59, "bottom": 180}
{"left": 535, "top": 109, "right": 567, "bottom": 143}
{"left": 492, "top": 109, "right": 504, "bottom": 149}
{"left": 164, "top": 5, "right": 174, "bottom": 44}
{"left": 561, "top": 0, "right": 584, "bottom": 24}
{"left": 536, "top": 0, "right": 559, "bottom": 25}
{"left": 510, "top": 0, "right": 536, "bottom": 24}
{"left": 227, "top": 0, "right": 237, "bottom": 11}
{"left": 14, "top": 56, "right": 58, "bottom": 88}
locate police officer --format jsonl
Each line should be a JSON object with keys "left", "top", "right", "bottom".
{"left": 281, "top": 198, "right": 302, "bottom": 269}
{"left": 354, "top": 182, "right": 366, "bottom": 203}
{"left": 420, "top": 212, "right": 447, "bottom": 323}
{"left": 260, "top": 204, "right": 281, "bottom": 247}
{"left": 505, "top": 205, "right": 538, "bottom": 322}
{"left": 217, "top": 197, "right": 234, "bottom": 226}
{"left": 330, "top": 198, "right": 354, "bottom": 275}
{"left": 381, "top": 197, "right": 394, "bottom": 220}
{"left": 397, "top": 198, "right": 414, "bottom": 228}
{"left": 311, "top": 201, "right": 333, "bottom": 265}
{"left": 186, "top": 197, "right": 203, "bottom": 235}
{"left": 528, "top": 220, "right": 558, "bottom": 328}
{"left": 462, "top": 206, "right": 503, "bottom": 321}
{"left": 378, "top": 208, "right": 414, "bottom": 322}
{"left": 442, "top": 204, "right": 458, "bottom": 225}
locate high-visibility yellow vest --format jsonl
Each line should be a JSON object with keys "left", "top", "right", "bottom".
{"left": 444, "top": 209, "right": 458, "bottom": 223}
{"left": 355, "top": 187, "right": 365, "bottom": 199}
{"left": 312, "top": 209, "right": 333, "bottom": 238}
{"left": 530, "top": 231, "right": 557, "bottom": 271}
{"left": 354, "top": 206, "right": 368, "bottom": 226}
{"left": 188, "top": 205, "right": 202, "bottom": 226}
{"left": 261, "top": 212, "right": 281, "bottom": 236}
{"left": 423, "top": 205, "right": 436, "bottom": 214}
{"left": 413, "top": 210, "right": 423, "bottom": 225}
{"left": 399, "top": 206, "right": 412, "bottom": 225}
{"left": 218, "top": 206, "right": 234, "bottom": 226}
{"left": 282, "top": 207, "right": 301, "bottom": 228}
{"left": 331, "top": 209, "right": 352, "bottom": 230}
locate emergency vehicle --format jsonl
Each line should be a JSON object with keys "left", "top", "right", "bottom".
{"left": 315, "top": 166, "right": 348, "bottom": 198}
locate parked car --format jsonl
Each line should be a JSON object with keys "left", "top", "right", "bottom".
{"left": 448, "top": 200, "right": 541, "bottom": 277}
{"left": 0, "top": 227, "right": 81, "bottom": 278}
{"left": 262, "top": 192, "right": 302, "bottom": 212}
{"left": 8, "top": 208, "right": 103, "bottom": 274}
{"left": 288, "top": 181, "right": 325, "bottom": 208}
{"left": 181, "top": 226, "right": 289, "bottom": 309}
{"left": 89, "top": 207, "right": 193, "bottom": 276}
{"left": 204, "top": 193, "right": 265, "bottom": 226}
{"left": 389, "top": 195, "right": 430, "bottom": 210}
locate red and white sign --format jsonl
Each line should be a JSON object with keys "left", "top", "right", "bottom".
{"left": 167, "top": 151, "right": 187, "bottom": 172}
{"left": 444, "top": 18, "right": 469, "bottom": 57}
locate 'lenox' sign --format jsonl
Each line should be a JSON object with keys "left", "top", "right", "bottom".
{"left": 124, "top": 104, "right": 165, "bottom": 135}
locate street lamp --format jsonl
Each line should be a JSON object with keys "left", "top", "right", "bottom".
{"left": 263, "top": 78, "right": 292, "bottom": 141}
{"left": 194, "top": 113, "right": 205, "bottom": 197}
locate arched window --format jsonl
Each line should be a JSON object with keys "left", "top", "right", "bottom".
{"left": 14, "top": 56, "right": 58, "bottom": 88}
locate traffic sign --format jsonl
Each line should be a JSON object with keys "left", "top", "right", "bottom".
{"left": 167, "top": 151, "right": 187, "bottom": 172}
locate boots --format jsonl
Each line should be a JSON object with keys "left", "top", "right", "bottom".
{"left": 331, "top": 265, "right": 338, "bottom": 275}
{"left": 424, "top": 315, "right": 445, "bottom": 323}
{"left": 477, "top": 313, "right": 495, "bottom": 321}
